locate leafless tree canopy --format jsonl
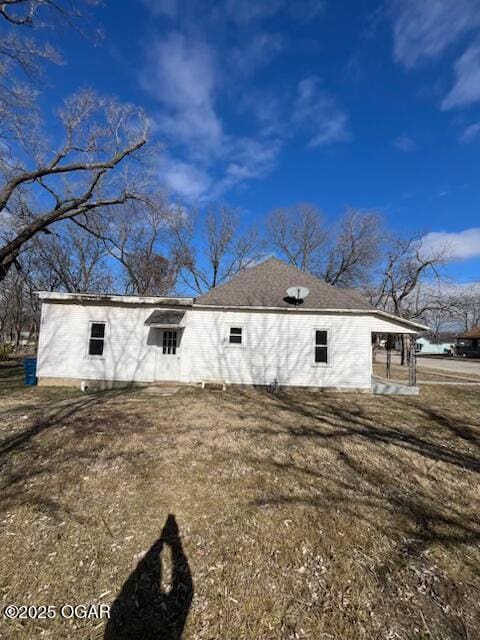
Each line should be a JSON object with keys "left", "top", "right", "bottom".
{"left": 30, "top": 222, "right": 112, "bottom": 293}
{"left": 323, "top": 209, "right": 382, "bottom": 287}
{"left": 268, "top": 204, "right": 382, "bottom": 287}
{"left": 268, "top": 203, "right": 327, "bottom": 273}
{"left": 174, "top": 206, "right": 265, "bottom": 294}
{"left": 368, "top": 235, "right": 445, "bottom": 320}
{"left": 96, "top": 197, "right": 182, "bottom": 296}
{"left": 0, "top": 1, "right": 96, "bottom": 145}
{"left": 449, "top": 285, "right": 480, "bottom": 332}
{"left": 0, "top": 90, "right": 150, "bottom": 282}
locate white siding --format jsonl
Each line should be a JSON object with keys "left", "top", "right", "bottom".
{"left": 37, "top": 302, "right": 160, "bottom": 383}
{"left": 180, "top": 309, "right": 414, "bottom": 389}
{"left": 37, "top": 302, "right": 419, "bottom": 389}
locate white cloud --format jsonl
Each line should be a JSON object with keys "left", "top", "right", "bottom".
{"left": 160, "top": 158, "right": 212, "bottom": 200}
{"left": 460, "top": 121, "right": 480, "bottom": 142}
{"left": 393, "top": 134, "right": 416, "bottom": 152}
{"left": 392, "top": 0, "right": 480, "bottom": 69}
{"left": 140, "top": 26, "right": 288, "bottom": 201}
{"left": 142, "top": 33, "right": 223, "bottom": 157}
{"left": 212, "top": 137, "right": 282, "bottom": 196}
{"left": 293, "top": 77, "right": 350, "bottom": 147}
{"left": 144, "top": 0, "right": 178, "bottom": 17}
{"left": 442, "top": 41, "right": 480, "bottom": 109}
{"left": 421, "top": 228, "right": 480, "bottom": 260}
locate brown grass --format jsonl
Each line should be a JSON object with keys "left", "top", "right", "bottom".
{"left": 1, "top": 364, "right": 479, "bottom": 639}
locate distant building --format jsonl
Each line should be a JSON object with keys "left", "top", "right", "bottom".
{"left": 394, "top": 332, "right": 456, "bottom": 355}
{"left": 415, "top": 333, "right": 457, "bottom": 355}
{"left": 456, "top": 327, "right": 480, "bottom": 358}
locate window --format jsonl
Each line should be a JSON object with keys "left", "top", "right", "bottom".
{"left": 229, "top": 327, "right": 243, "bottom": 345}
{"left": 163, "top": 330, "right": 177, "bottom": 355}
{"left": 314, "top": 330, "right": 328, "bottom": 364}
{"left": 88, "top": 322, "right": 105, "bottom": 356}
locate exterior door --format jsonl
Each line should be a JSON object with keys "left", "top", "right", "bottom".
{"left": 156, "top": 330, "right": 181, "bottom": 381}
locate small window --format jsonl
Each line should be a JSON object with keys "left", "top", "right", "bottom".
{"left": 314, "top": 330, "right": 328, "bottom": 364}
{"left": 163, "top": 330, "right": 177, "bottom": 355}
{"left": 229, "top": 327, "right": 243, "bottom": 345}
{"left": 88, "top": 322, "right": 105, "bottom": 356}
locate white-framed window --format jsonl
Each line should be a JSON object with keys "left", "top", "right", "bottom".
{"left": 314, "top": 329, "right": 328, "bottom": 364}
{"left": 162, "top": 330, "right": 178, "bottom": 355}
{"left": 88, "top": 321, "right": 106, "bottom": 357}
{"left": 228, "top": 326, "right": 243, "bottom": 345}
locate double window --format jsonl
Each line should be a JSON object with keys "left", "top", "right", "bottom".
{"left": 314, "top": 330, "right": 328, "bottom": 364}
{"left": 88, "top": 322, "right": 106, "bottom": 356}
{"left": 229, "top": 327, "right": 243, "bottom": 345}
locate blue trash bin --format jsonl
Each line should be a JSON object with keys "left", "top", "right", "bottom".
{"left": 24, "top": 357, "right": 37, "bottom": 386}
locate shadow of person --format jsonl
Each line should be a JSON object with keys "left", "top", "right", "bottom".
{"left": 104, "top": 514, "right": 193, "bottom": 640}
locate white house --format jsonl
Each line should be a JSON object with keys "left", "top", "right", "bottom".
{"left": 36, "top": 258, "right": 427, "bottom": 392}
{"left": 415, "top": 335, "right": 455, "bottom": 355}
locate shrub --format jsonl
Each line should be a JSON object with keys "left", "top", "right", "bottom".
{"left": 0, "top": 343, "right": 14, "bottom": 361}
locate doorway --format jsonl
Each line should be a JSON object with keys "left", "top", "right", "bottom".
{"left": 156, "top": 329, "right": 181, "bottom": 381}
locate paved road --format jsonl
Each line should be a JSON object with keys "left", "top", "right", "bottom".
{"left": 376, "top": 351, "right": 480, "bottom": 377}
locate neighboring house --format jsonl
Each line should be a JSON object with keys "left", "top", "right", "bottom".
{"left": 36, "top": 258, "right": 427, "bottom": 392}
{"left": 415, "top": 334, "right": 456, "bottom": 355}
{"left": 456, "top": 327, "right": 480, "bottom": 358}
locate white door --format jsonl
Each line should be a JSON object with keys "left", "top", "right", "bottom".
{"left": 156, "top": 330, "right": 181, "bottom": 381}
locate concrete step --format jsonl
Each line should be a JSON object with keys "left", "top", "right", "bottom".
{"left": 371, "top": 377, "right": 419, "bottom": 395}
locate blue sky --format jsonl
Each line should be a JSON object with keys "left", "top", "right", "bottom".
{"left": 40, "top": 0, "right": 480, "bottom": 281}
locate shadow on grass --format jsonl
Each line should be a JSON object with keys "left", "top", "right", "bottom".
{"left": 206, "top": 387, "right": 480, "bottom": 578}
{"left": 0, "top": 389, "right": 129, "bottom": 460}
{"left": 0, "top": 361, "right": 23, "bottom": 390}
{"left": 0, "top": 386, "right": 151, "bottom": 520}
{"left": 105, "top": 514, "right": 193, "bottom": 640}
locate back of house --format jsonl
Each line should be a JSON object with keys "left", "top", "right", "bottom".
{"left": 36, "top": 257, "right": 426, "bottom": 392}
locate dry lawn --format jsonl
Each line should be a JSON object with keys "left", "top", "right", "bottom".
{"left": 1, "top": 362, "right": 480, "bottom": 639}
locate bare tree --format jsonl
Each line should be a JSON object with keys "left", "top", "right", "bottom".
{"left": 174, "top": 206, "right": 264, "bottom": 294}
{"left": 267, "top": 203, "right": 326, "bottom": 273}
{"left": 323, "top": 209, "right": 382, "bottom": 287}
{"left": 0, "top": 89, "right": 149, "bottom": 283}
{"left": 95, "top": 197, "right": 180, "bottom": 296}
{"left": 367, "top": 235, "right": 446, "bottom": 363}
{"left": 268, "top": 204, "right": 382, "bottom": 288}
{"left": 29, "top": 222, "right": 112, "bottom": 293}
{"left": 420, "top": 305, "right": 450, "bottom": 342}
{"left": 449, "top": 285, "right": 480, "bottom": 332}
{"left": 0, "top": 254, "right": 37, "bottom": 347}
{"left": 369, "top": 236, "right": 445, "bottom": 319}
{"left": 0, "top": 1, "right": 96, "bottom": 146}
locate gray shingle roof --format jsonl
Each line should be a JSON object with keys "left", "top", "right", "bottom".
{"left": 145, "top": 309, "right": 186, "bottom": 326}
{"left": 195, "top": 258, "right": 374, "bottom": 310}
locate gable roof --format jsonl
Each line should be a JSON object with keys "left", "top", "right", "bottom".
{"left": 195, "top": 257, "right": 374, "bottom": 311}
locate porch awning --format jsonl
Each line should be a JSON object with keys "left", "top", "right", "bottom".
{"left": 145, "top": 309, "right": 186, "bottom": 328}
